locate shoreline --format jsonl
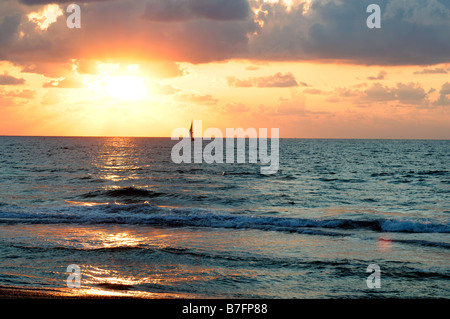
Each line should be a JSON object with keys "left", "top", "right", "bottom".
{"left": 0, "top": 286, "right": 186, "bottom": 299}
{"left": 0, "top": 287, "right": 129, "bottom": 299}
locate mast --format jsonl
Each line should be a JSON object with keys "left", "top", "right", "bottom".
{"left": 189, "top": 120, "right": 194, "bottom": 141}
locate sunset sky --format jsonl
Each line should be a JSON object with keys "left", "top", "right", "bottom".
{"left": 1, "top": 0, "right": 449, "bottom": 138}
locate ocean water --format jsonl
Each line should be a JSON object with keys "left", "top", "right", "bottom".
{"left": 0, "top": 136, "right": 448, "bottom": 298}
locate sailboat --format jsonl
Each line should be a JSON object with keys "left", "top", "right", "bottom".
{"left": 189, "top": 120, "right": 194, "bottom": 142}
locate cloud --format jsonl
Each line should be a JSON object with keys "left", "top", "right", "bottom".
{"left": 143, "top": 0, "right": 251, "bottom": 22}
{"left": 0, "top": 88, "right": 35, "bottom": 107}
{"left": 303, "top": 88, "right": 325, "bottom": 95}
{"left": 394, "top": 82, "right": 427, "bottom": 105}
{"left": 363, "top": 83, "right": 396, "bottom": 101}
{"left": 0, "top": 73, "right": 25, "bottom": 85}
{"left": 367, "top": 71, "right": 387, "bottom": 80}
{"left": 0, "top": 14, "right": 21, "bottom": 48}
{"left": 414, "top": 68, "right": 448, "bottom": 74}
{"left": 433, "top": 82, "right": 450, "bottom": 106}
{"left": 363, "top": 82, "right": 429, "bottom": 105}
{"left": 43, "top": 77, "right": 83, "bottom": 88}
{"left": 227, "top": 72, "right": 299, "bottom": 88}
{"left": 20, "top": 62, "right": 73, "bottom": 78}
{"left": 1, "top": 0, "right": 257, "bottom": 67}
{"left": 439, "top": 82, "right": 450, "bottom": 95}
{"left": 226, "top": 76, "right": 253, "bottom": 88}
{"left": 383, "top": 0, "right": 450, "bottom": 26}
{"left": 18, "top": 0, "right": 111, "bottom": 4}
{"left": 175, "top": 93, "right": 218, "bottom": 105}
{"left": 72, "top": 59, "right": 186, "bottom": 79}
{"left": 250, "top": 0, "right": 450, "bottom": 65}
{"left": 2, "top": 0, "right": 450, "bottom": 71}
{"left": 254, "top": 72, "right": 298, "bottom": 87}
{"left": 337, "top": 88, "right": 359, "bottom": 97}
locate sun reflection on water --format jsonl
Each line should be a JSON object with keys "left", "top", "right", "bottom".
{"left": 91, "top": 137, "right": 149, "bottom": 183}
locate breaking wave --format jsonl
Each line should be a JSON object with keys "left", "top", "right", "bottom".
{"left": 0, "top": 202, "right": 448, "bottom": 235}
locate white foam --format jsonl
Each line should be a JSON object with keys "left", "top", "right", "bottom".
{"left": 0, "top": 203, "right": 448, "bottom": 234}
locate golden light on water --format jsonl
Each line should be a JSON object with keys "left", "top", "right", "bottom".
{"left": 65, "top": 201, "right": 109, "bottom": 207}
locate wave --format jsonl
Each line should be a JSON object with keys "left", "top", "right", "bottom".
{"left": 80, "top": 187, "right": 165, "bottom": 199}
{"left": 391, "top": 239, "right": 450, "bottom": 250}
{"left": 0, "top": 203, "right": 449, "bottom": 235}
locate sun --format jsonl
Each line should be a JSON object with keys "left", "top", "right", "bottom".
{"left": 102, "top": 76, "right": 149, "bottom": 101}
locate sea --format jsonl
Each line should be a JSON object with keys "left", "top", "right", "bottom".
{"left": 0, "top": 137, "right": 448, "bottom": 298}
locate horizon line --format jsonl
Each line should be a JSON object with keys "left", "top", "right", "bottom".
{"left": 0, "top": 135, "right": 449, "bottom": 140}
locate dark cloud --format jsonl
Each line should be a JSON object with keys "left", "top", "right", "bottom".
{"left": 250, "top": 0, "right": 450, "bottom": 65}
{"left": 18, "top": 0, "right": 111, "bottom": 4}
{"left": 0, "top": 73, "right": 25, "bottom": 85}
{"left": 2, "top": 0, "right": 450, "bottom": 71}
{"left": 0, "top": 14, "right": 21, "bottom": 47}
{"left": 227, "top": 72, "right": 298, "bottom": 88}
{"left": 0, "top": 0, "right": 257, "bottom": 66}
{"left": 143, "top": 0, "right": 251, "bottom": 22}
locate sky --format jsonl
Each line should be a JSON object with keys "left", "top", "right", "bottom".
{"left": 0, "top": 0, "right": 449, "bottom": 138}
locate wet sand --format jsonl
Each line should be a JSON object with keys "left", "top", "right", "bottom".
{"left": 0, "top": 287, "right": 80, "bottom": 299}
{"left": 0, "top": 286, "right": 183, "bottom": 299}
{"left": 0, "top": 287, "right": 125, "bottom": 299}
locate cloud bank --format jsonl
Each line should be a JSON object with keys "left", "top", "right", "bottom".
{"left": 1, "top": 0, "right": 450, "bottom": 75}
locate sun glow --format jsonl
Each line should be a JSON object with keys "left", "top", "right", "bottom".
{"left": 102, "top": 76, "right": 149, "bottom": 101}
{"left": 28, "top": 4, "right": 64, "bottom": 30}
{"left": 83, "top": 75, "right": 149, "bottom": 101}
